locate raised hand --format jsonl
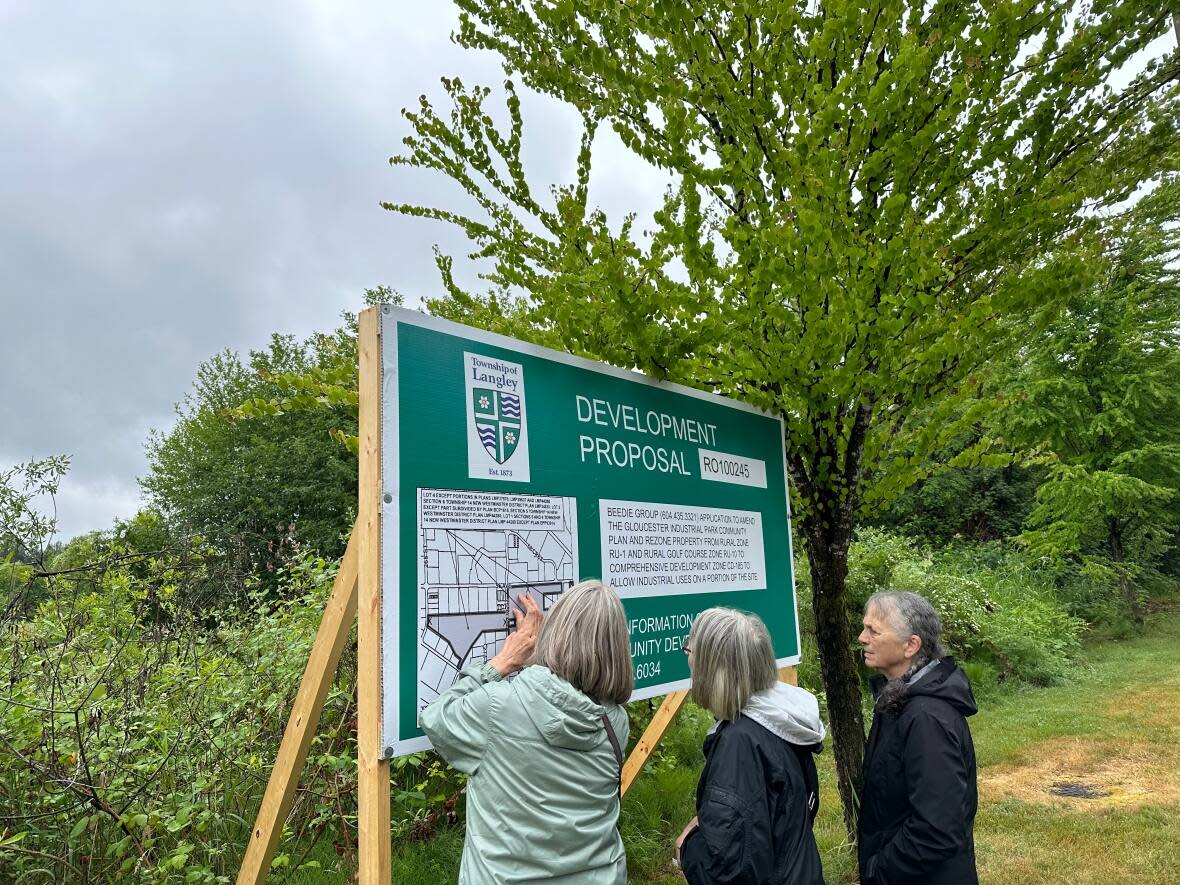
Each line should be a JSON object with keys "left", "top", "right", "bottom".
{"left": 488, "top": 593, "right": 543, "bottom": 676}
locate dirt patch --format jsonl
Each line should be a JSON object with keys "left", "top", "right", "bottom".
{"left": 980, "top": 737, "right": 1180, "bottom": 810}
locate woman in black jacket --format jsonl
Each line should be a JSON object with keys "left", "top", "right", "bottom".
{"left": 674, "top": 608, "right": 826, "bottom": 885}
{"left": 857, "top": 591, "right": 978, "bottom": 885}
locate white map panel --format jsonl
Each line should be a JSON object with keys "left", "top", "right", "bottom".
{"left": 416, "top": 488, "right": 578, "bottom": 715}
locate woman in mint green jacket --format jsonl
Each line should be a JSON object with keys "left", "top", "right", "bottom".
{"left": 420, "top": 580, "right": 633, "bottom": 885}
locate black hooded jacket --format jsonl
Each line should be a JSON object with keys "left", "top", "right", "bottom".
{"left": 858, "top": 658, "right": 979, "bottom": 885}
{"left": 680, "top": 715, "right": 825, "bottom": 885}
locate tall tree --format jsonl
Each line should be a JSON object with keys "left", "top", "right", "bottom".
{"left": 1004, "top": 186, "right": 1180, "bottom": 627}
{"left": 142, "top": 330, "right": 358, "bottom": 589}
{"left": 388, "top": 2, "right": 1179, "bottom": 828}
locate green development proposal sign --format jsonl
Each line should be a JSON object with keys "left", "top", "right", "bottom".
{"left": 379, "top": 307, "right": 799, "bottom": 756}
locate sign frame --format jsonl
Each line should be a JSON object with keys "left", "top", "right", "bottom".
{"left": 377, "top": 305, "right": 801, "bottom": 757}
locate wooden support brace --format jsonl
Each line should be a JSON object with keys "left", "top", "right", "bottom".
{"left": 620, "top": 690, "right": 689, "bottom": 797}
{"left": 236, "top": 533, "right": 359, "bottom": 884}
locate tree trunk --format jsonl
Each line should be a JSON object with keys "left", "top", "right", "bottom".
{"left": 804, "top": 515, "right": 866, "bottom": 838}
{"left": 1108, "top": 522, "right": 1144, "bottom": 629}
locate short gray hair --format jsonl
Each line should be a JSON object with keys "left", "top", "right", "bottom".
{"left": 865, "top": 591, "right": 946, "bottom": 669}
{"left": 533, "top": 580, "right": 633, "bottom": 705}
{"left": 688, "top": 608, "right": 777, "bottom": 721}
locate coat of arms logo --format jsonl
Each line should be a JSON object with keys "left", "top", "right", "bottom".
{"left": 465, "top": 353, "right": 530, "bottom": 482}
{"left": 472, "top": 388, "right": 522, "bottom": 464}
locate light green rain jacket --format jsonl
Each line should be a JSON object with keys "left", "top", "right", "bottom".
{"left": 420, "top": 663, "right": 630, "bottom": 885}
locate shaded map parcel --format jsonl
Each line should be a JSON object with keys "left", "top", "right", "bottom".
{"left": 417, "top": 488, "right": 578, "bottom": 710}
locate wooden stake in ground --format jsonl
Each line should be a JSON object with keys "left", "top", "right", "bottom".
{"left": 621, "top": 690, "right": 689, "bottom": 797}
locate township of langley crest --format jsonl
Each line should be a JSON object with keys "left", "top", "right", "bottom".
{"left": 464, "top": 352, "right": 531, "bottom": 482}
{"left": 473, "top": 389, "right": 522, "bottom": 463}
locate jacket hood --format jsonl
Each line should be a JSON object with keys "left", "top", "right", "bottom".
{"left": 513, "top": 665, "right": 609, "bottom": 751}
{"left": 872, "top": 657, "right": 978, "bottom": 717}
{"left": 741, "top": 682, "right": 827, "bottom": 748}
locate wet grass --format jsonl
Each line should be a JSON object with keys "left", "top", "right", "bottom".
{"left": 968, "top": 611, "right": 1180, "bottom": 884}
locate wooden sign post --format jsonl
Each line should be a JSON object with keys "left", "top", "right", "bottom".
{"left": 238, "top": 307, "right": 801, "bottom": 881}
{"left": 355, "top": 308, "right": 390, "bottom": 882}
{"left": 236, "top": 310, "right": 391, "bottom": 884}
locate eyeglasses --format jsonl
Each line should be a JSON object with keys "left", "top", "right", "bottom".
{"left": 683, "top": 644, "right": 693, "bottom": 655}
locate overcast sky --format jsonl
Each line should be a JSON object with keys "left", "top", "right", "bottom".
{"left": 0, "top": 1, "right": 667, "bottom": 541}
{"left": 1, "top": 5, "right": 1172, "bottom": 542}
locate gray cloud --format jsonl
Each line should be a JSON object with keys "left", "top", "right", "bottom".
{"left": 0, "top": 1, "right": 669, "bottom": 541}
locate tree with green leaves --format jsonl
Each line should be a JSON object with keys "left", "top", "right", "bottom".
{"left": 387, "top": 2, "right": 1178, "bottom": 828}
{"left": 1003, "top": 187, "right": 1180, "bottom": 628}
{"left": 142, "top": 330, "right": 359, "bottom": 590}
{"left": 874, "top": 456, "right": 1042, "bottom": 544}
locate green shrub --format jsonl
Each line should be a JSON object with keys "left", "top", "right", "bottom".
{"left": 841, "top": 530, "right": 1084, "bottom": 689}
{"left": 0, "top": 547, "right": 462, "bottom": 883}
{"left": 957, "top": 659, "right": 1001, "bottom": 702}
{"left": 845, "top": 530, "right": 924, "bottom": 612}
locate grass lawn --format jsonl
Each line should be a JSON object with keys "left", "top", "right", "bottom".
{"left": 290, "top": 611, "right": 1180, "bottom": 883}
{"left": 969, "top": 610, "right": 1180, "bottom": 885}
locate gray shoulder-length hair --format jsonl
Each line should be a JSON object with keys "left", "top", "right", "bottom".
{"left": 865, "top": 591, "right": 947, "bottom": 673}
{"left": 533, "top": 579, "right": 633, "bottom": 705}
{"left": 688, "top": 607, "right": 777, "bottom": 722}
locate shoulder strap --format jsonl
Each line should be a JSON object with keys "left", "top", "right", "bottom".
{"left": 790, "top": 743, "right": 821, "bottom": 823}
{"left": 601, "top": 712, "right": 624, "bottom": 797}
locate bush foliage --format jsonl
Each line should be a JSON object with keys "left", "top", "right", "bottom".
{"left": 798, "top": 529, "right": 1085, "bottom": 694}
{"left": 0, "top": 544, "right": 467, "bottom": 883}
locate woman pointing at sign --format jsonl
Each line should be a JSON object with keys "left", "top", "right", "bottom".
{"left": 420, "top": 580, "right": 633, "bottom": 884}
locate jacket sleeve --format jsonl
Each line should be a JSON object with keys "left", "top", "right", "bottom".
{"left": 679, "top": 732, "right": 774, "bottom": 885}
{"left": 418, "top": 663, "right": 502, "bottom": 774}
{"left": 864, "top": 709, "right": 970, "bottom": 884}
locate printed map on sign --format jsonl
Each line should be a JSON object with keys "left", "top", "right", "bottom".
{"left": 416, "top": 488, "right": 579, "bottom": 712}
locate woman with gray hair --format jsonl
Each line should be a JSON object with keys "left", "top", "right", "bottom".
{"left": 674, "top": 607, "right": 826, "bottom": 885}
{"left": 420, "top": 579, "right": 632, "bottom": 884}
{"left": 857, "top": 591, "right": 979, "bottom": 885}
